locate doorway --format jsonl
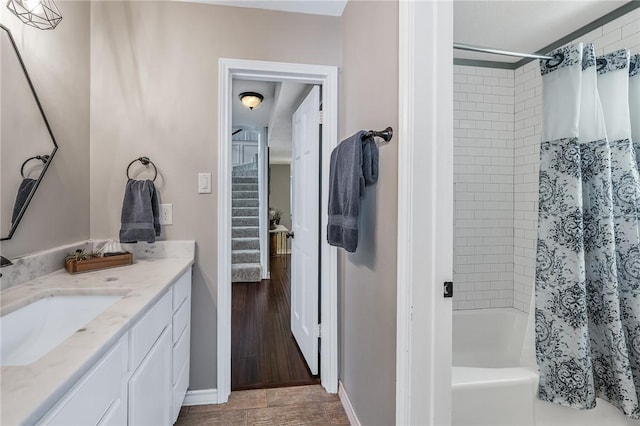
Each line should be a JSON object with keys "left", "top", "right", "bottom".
{"left": 217, "top": 59, "right": 339, "bottom": 404}
{"left": 230, "top": 80, "right": 318, "bottom": 390}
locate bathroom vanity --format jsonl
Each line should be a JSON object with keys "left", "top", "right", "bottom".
{"left": 0, "top": 242, "right": 194, "bottom": 425}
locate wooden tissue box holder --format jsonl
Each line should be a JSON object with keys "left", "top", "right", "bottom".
{"left": 65, "top": 253, "right": 133, "bottom": 274}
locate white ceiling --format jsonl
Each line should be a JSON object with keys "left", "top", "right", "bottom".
{"left": 454, "top": 1, "right": 629, "bottom": 63}
{"left": 232, "top": 79, "right": 310, "bottom": 164}
{"left": 180, "top": 0, "right": 347, "bottom": 16}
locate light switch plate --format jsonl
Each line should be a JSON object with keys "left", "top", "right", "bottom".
{"left": 160, "top": 204, "right": 173, "bottom": 225}
{"left": 198, "top": 173, "right": 212, "bottom": 194}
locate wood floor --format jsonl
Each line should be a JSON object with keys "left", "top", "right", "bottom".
{"left": 176, "top": 385, "right": 349, "bottom": 425}
{"left": 232, "top": 255, "right": 319, "bottom": 390}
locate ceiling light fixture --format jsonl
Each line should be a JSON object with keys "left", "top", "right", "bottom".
{"left": 6, "top": 0, "right": 62, "bottom": 30}
{"left": 239, "top": 92, "right": 264, "bottom": 110}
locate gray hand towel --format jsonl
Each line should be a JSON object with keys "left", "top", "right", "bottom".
{"left": 327, "top": 131, "right": 379, "bottom": 252}
{"left": 11, "top": 178, "right": 37, "bottom": 225}
{"left": 119, "top": 179, "right": 160, "bottom": 243}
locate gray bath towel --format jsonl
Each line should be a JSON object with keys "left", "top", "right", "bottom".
{"left": 11, "top": 178, "right": 37, "bottom": 225}
{"left": 327, "top": 131, "right": 379, "bottom": 252}
{"left": 119, "top": 179, "right": 160, "bottom": 243}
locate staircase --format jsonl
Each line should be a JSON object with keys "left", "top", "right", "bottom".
{"left": 232, "top": 162, "right": 262, "bottom": 282}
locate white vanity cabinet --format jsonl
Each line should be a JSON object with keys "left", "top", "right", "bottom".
{"left": 37, "top": 268, "right": 192, "bottom": 426}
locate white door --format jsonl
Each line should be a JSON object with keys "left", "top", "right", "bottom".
{"left": 290, "top": 86, "right": 320, "bottom": 375}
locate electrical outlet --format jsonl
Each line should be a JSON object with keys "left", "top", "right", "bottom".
{"left": 160, "top": 204, "right": 173, "bottom": 225}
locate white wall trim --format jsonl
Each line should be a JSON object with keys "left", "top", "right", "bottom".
{"left": 218, "top": 58, "right": 234, "bottom": 404}
{"left": 218, "top": 59, "right": 339, "bottom": 404}
{"left": 182, "top": 389, "right": 219, "bottom": 406}
{"left": 396, "top": 2, "right": 454, "bottom": 425}
{"left": 338, "top": 381, "right": 361, "bottom": 426}
{"left": 258, "top": 127, "right": 269, "bottom": 279}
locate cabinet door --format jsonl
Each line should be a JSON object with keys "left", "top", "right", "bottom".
{"left": 128, "top": 326, "right": 172, "bottom": 426}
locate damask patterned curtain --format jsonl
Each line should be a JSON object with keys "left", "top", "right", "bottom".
{"left": 631, "top": 54, "right": 639, "bottom": 166}
{"left": 535, "top": 43, "right": 640, "bottom": 419}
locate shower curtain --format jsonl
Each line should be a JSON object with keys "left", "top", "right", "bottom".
{"left": 535, "top": 43, "right": 640, "bottom": 419}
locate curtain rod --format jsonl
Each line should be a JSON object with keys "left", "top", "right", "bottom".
{"left": 454, "top": 43, "right": 554, "bottom": 60}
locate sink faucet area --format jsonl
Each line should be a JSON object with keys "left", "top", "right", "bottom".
{"left": 0, "top": 295, "right": 122, "bottom": 366}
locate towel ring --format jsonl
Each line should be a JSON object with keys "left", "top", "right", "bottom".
{"left": 21, "top": 155, "right": 50, "bottom": 179}
{"left": 126, "top": 157, "right": 158, "bottom": 182}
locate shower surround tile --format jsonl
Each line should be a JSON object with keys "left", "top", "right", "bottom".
{"left": 454, "top": 9, "right": 639, "bottom": 313}
{"left": 453, "top": 65, "right": 515, "bottom": 311}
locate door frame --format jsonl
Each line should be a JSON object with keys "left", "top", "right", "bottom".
{"left": 396, "top": 1, "right": 453, "bottom": 425}
{"left": 217, "top": 58, "right": 339, "bottom": 403}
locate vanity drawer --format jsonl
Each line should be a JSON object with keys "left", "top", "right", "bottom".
{"left": 129, "top": 291, "right": 171, "bottom": 370}
{"left": 172, "top": 355, "right": 189, "bottom": 423}
{"left": 173, "top": 325, "right": 190, "bottom": 384}
{"left": 172, "top": 295, "right": 190, "bottom": 344}
{"left": 172, "top": 269, "right": 192, "bottom": 311}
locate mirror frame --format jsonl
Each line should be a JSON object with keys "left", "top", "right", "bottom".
{"left": 1, "top": 23, "right": 59, "bottom": 241}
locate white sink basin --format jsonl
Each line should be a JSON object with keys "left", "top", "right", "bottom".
{"left": 1, "top": 295, "right": 121, "bottom": 366}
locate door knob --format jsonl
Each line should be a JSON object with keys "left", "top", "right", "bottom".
{"left": 286, "top": 231, "right": 295, "bottom": 239}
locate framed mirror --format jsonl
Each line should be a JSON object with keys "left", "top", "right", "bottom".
{"left": 1, "top": 23, "right": 58, "bottom": 240}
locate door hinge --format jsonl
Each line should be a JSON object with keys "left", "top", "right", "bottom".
{"left": 444, "top": 281, "right": 453, "bottom": 298}
{"left": 319, "top": 110, "right": 323, "bottom": 125}
{"left": 316, "top": 324, "right": 322, "bottom": 338}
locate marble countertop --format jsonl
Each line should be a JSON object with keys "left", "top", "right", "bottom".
{"left": 0, "top": 256, "right": 194, "bottom": 425}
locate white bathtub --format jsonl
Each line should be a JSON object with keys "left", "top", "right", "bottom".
{"left": 452, "top": 308, "right": 639, "bottom": 426}
{"left": 453, "top": 308, "right": 538, "bottom": 426}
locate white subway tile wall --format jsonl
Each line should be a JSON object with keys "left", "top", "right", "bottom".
{"left": 513, "top": 60, "right": 542, "bottom": 313}
{"left": 454, "top": 9, "right": 640, "bottom": 312}
{"left": 453, "top": 66, "right": 515, "bottom": 310}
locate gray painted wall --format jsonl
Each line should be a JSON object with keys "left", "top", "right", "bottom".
{"left": 2, "top": 3, "right": 401, "bottom": 420}
{"left": 269, "top": 164, "right": 291, "bottom": 231}
{"left": 89, "top": 1, "right": 341, "bottom": 390}
{"left": 339, "top": 1, "right": 399, "bottom": 424}
{"left": 0, "top": 1, "right": 91, "bottom": 259}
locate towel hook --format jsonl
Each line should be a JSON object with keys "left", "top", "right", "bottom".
{"left": 20, "top": 155, "right": 50, "bottom": 179}
{"left": 126, "top": 157, "right": 158, "bottom": 182}
{"left": 363, "top": 127, "right": 393, "bottom": 143}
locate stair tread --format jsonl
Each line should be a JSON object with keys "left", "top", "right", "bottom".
{"left": 232, "top": 263, "right": 261, "bottom": 268}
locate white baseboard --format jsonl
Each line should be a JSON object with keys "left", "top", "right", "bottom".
{"left": 182, "top": 389, "right": 218, "bottom": 406}
{"left": 339, "top": 381, "right": 361, "bottom": 426}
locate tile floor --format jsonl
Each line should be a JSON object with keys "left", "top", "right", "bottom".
{"left": 176, "top": 385, "right": 350, "bottom": 425}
